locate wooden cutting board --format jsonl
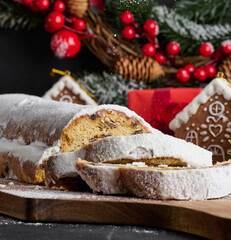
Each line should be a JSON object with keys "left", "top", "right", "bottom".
{"left": 0, "top": 179, "right": 231, "bottom": 240}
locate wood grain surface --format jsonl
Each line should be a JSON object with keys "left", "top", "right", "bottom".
{"left": 0, "top": 179, "right": 230, "bottom": 240}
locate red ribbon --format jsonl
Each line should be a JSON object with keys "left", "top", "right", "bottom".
{"left": 128, "top": 88, "right": 203, "bottom": 135}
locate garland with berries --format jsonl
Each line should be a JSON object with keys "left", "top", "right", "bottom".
{"left": 150, "top": 6, "right": 231, "bottom": 56}
{"left": 2, "top": 0, "right": 231, "bottom": 86}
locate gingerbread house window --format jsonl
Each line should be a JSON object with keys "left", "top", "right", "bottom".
{"left": 185, "top": 130, "right": 198, "bottom": 145}
{"left": 209, "top": 101, "right": 224, "bottom": 116}
{"left": 207, "top": 145, "right": 225, "bottom": 161}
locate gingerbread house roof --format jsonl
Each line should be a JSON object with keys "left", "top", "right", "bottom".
{"left": 169, "top": 77, "right": 231, "bottom": 131}
{"left": 43, "top": 75, "right": 97, "bottom": 105}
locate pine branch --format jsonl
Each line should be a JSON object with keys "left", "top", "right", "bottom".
{"left": 174, "top": 0, "right": 231, "bottom": 24}
{"left": 74, "top": 71, "right": 163, "bottom": 106}
{"left": 150, "top": 6, "right": 231, "bottom": 56}
{"left": 0, "top": 0, "right": 44, "bottom": 30}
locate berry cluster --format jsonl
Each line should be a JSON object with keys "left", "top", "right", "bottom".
{"left": 119, "top": 11, "right": 167, "bottom": 63}
{"left": 176, "top": 41, "right": 231, "bottom": 83}
{"left": 15, "top": 0, "right": 94, "bottom": 58}
{"left": 120, "top": 10, "right": 231, "bottom": 84}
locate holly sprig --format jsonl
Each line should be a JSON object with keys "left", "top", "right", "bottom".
{"left": 0, "top": 0, "right": 44, "bottom": 30}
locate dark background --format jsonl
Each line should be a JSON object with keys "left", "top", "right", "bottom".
{"left": 0, "top": 0, "right": 174, "bottom": 96}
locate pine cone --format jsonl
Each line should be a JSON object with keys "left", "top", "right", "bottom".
{"left": 114, "top": 55, "right": 164, "bottom": 82}
{"left": 218, "top": 55, "right": 231, "bottom": 81}
{"left": 65, "top": 0, "right": 88, "bottom": 18}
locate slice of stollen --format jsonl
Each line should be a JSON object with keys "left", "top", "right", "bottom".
{"left": 76, "top": 159, "right": 231, "bottom": 200}
{"left": 45, "top": 133, "right": 212, "bottom": 189}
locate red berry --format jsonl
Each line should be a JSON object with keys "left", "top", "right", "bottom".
{"left": 36, "top": 0, "right": 50, "bottom": 10}
{"left": 69, "top": 16, "right": 78, "bottom": 23}
{"left": 198, "top": 42, "right": 214, "bottom": 57}
{"left": 120, "top": 11, "right": 134, "bottom": 25}
{"left": 53, "top": 0, "right": 65, "bottom": 12}
{"left": 143, "top": 19, "right": 159, "bottom": 37}
{"left": 73, "top": 18, "right": 86, "bottom": 31}
{"left": 176, "top": 69, "right": 190, "bottom": 83}
{"left": 154, "top": 52, "right": 166, "bottom": 64}
{"left": 193, "top": 68, "right": 208, "bottom": 82}
{"left": 221, "top": 40, "right": 231, "bottom": 55}
{"left": 184, "top": 64, "right": 195, "bottom": 74}
{"left": 22, "top": 0, "right": 33, "bottom": 6}
{"left": 51, "top": 30, "right": 81, "bottom": 58}
{"left": 142, "top": 43, "right": 156, "bottom": 57}
{"left": 213, "top": 48, "right": 223, "bottom": 61}
{"left": 29, "top": 2, "right": 41, "bottom": 12}
{"left": 45, "top": 11, "right": 65, "bottom": 32}
{"left": 166, "top": 42, "right": 180, "bottom": 56}
{"left": 122, "top": 26, "right": 135, "bottom": 40}
{"left": 205, "top": 65, "right": 217, "bottom": 78}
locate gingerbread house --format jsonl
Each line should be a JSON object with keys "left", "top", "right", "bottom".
{"left": 169, "top": 77, "right": 231, "bottom": 164}
{"left": 43, "top": 75, "right": 97, "bottom": 105}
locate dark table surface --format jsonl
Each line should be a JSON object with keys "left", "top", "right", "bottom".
{"left": 0, "top": 214, "right": 206, "bottom": 240}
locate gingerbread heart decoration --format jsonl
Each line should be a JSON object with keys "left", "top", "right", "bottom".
{"left": 209, "top": 124, "right": 223, "bottom": 137}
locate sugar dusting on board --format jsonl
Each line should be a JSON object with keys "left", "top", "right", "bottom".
{"left": 0, "top": 179, "right": 151, "bottom": 202}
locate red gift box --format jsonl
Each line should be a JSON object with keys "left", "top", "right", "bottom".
{"left": 128, "top": 88, "right": 203, "bottom": 135}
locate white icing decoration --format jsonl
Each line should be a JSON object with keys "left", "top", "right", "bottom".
{"left": 203, "top": 107, "right": 207, "bottom": 112}
{"left": 59, "top": 95, "right": 73, "bottom": 103}
{"left": 203, "top": 136, "right": 209, "bottom": 142}
{"left": 169, "top": 78, "right": 231, "bottom": 131}
{"left": 200, "top": 131, "right": 207, "bottom": 136}
{"left": 209, "top": 98, "right": 213, "bottom": 102}
{"left": 225, "top": 134, "right": 230, "bottom": 138}
{"left": 221, "top": 139, "right": 224, "bottom": 143}
{"left": 43, "top": 75, "right": 98, "bottom": 106}
{"left": 225, "top": 102, "right": 228, "bottom": 105}
{"left": 191, "top": 123, "right": 195, "bottom": 127}
{"left": 226, "top": 111, "right": 229, "bottom": 114}
{"left": 211, "top": 139, "right": 214, "bottom": 142}
{"left": 201, "top": 124, "right": 207, "bottom": 129}
{"left": 207, "top": 145, "right": 225, "bottom": 161}
{"left": 185, "top": 130, "right": 198, "bottom": 145}
{"left": 196, "top": 127, "right": 200, "bottom": 131}
{"left": 215, "top": 96, "right": 218, "bottom": 99}
{"left": 186, "top": 127, "right": 189, "bottom": 131}
{"left": 209, "top": 101, "right": 224, "bottom": 116}
{"left": 208, "top": 124, "right": 223, "bottom": 138}
{"left": 228, "top": 122, "right": 231, "bottom": 128}
{"left": 226, "top": 128, "right": 231, "bottom": 132}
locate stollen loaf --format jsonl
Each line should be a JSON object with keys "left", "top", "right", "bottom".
{"left": 0, "top": 94, "right": 153, "bottom": 184}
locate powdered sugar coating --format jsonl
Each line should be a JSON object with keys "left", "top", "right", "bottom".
{"left": 46, "top": 133, "right": 212, "bottom": 184}
{"left": 43, "top": 75, "right": 97, "bottom": 105}
{"left": 48, "top": 132, "right": 212, "bottom": 180}
{"left": 0, "top": 94, "right": 154, "bottom": 147}
{"left": 76, "top": 160, "right": 231, "bottom": 200}
{"left": 0, "top": 94, "right": 154, "bottom": 182}
{"left": 169, "top": 78, "right": 231, "bottom": 130}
